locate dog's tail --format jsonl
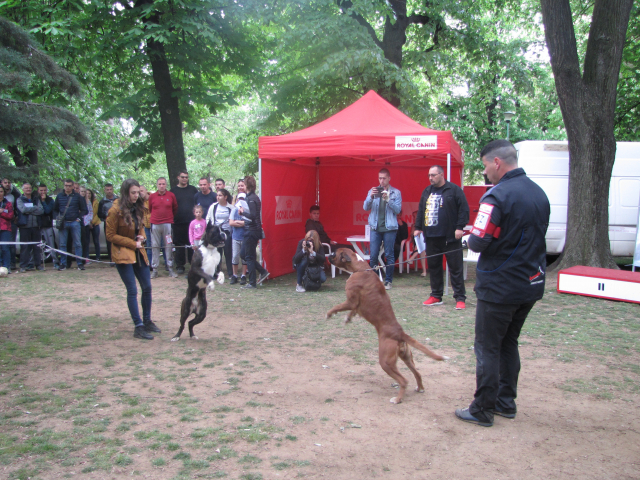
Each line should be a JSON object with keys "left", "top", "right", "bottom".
{"left": 401, "top": 333, "right": 448, "bottom": 361}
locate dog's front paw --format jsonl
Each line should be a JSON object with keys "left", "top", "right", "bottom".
{"left": 415, "top": 387, "right": 425, "bottom": 393}
{"left": 171, "top": 336, "right": 180, "bottom": 342}
{"left": 190, "top": 335, "right": 199, "bottom": 340}
{"left": 216, "top": 272, "right": 225, "bottom": 284}
{"left": 207, "top": 281, "right": 215, "bottom": 291}
{"left": 389, "top": 396, "right": 402, "bottom": 404}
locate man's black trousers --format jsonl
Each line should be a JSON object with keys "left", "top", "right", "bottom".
{"left": 425, "top": 236, "right": 466, "bottom": 301}
{"left": 173, "top": 223, "right": 193, "bottom": 269}
{"left": 469, "top": 299, "right": 536, "bottom": 422}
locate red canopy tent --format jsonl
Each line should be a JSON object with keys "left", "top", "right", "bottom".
{"left": 258, "top": 90, "right": 464, "bottom": 278}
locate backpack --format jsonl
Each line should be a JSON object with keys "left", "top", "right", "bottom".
{"left": 302, "top": 264, "right": 323, "bottom": 291}
{"left": 102, "top": 197, "right": 116, "bottom": 219}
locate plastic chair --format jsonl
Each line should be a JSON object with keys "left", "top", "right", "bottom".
{"left": 462, "top": 235, "right": 480, "bottom": 280}
{"left": 322, "top": 243, "right": 339, "bottom": 278}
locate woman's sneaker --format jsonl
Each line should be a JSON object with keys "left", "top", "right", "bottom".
{"left": 134, "top": 325, "right": 153, "bottom": 340}
{"left": 239, "top": 276, "right": 247, "bottom": 285}
{"left": 229, "top": 275, "right": 238, "bottom": 285}
{"left": 296, "top": 285, "right": 306, "bottom": 293}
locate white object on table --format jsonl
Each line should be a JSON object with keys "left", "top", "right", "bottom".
{"left": 347, "top": 235, "right": 384, "bottom": 281}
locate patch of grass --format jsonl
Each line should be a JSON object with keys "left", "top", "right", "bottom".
{"left": 290, "top": 416, "right": 306, "bottom": 424}
{"left": 151, "top": 457, "right": 166, "bottom": 467}
{"left": 206, "top": 446, "right": 237, "bottom": 461}
{"left": 273, "top": 461, "right": 291, "bottom": 470}
{"left": 285, "top": 435, "right": 297, "bottom": 441}
{"left": 240, "top": 473, "right": 263, "bottom": 480}
{"left": 184, "top": 459, "right": 210, "bottom": 469}
{"left": 239, "top": 454, "right": 262, "bottom": 465}
{"left": 173, "top": 451, "right": 191, "bottom": 460}
{"left": 115, "top": 454, "right": 133, "bottom": 466}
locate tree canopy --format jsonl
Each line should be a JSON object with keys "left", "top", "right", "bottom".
{"left": 0, "top": 15, "right": 87, "bottom": 183}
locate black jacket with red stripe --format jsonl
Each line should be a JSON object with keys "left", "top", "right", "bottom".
{"left": 468, "top": 168, "right": 550, "bottom": 304}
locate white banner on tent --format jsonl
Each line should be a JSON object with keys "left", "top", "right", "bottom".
{"left": 275, "top": 196, "right": 302, "bottom": 225}
{"left": 395, "top": 135, "right": 438, "bottom": 150}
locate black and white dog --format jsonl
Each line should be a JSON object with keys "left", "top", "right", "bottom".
{"left": 171, "top": 224, "right": 226, "bottom": 341}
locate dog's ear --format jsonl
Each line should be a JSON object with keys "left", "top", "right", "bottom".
{"left": 339, "top": 251, "right": 351, "bottom": 263}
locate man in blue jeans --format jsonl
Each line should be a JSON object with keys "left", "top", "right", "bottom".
{"left": 363, "top": 168, "right": 402, "bottom": 290}
{"left": 53, "top": 179, "right": 88, "bottom": 271}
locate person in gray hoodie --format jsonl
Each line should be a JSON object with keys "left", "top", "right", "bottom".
{"left": 16, "top": 183, "right": 44, "bottom": 272}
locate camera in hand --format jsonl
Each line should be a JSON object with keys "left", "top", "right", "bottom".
{"left": 303, "top": 240, "right": 312, "bottom": 250}
{"left": 373, "top": 186, "right": 384, "bottom": 198}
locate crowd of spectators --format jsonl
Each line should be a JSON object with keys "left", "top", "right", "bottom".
{"left": 0, "top": 174, "right": 261, "bottom": 286}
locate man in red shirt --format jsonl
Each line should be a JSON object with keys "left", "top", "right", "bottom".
{"left": 148, "top": 177, "right": 178, "bottom": 278}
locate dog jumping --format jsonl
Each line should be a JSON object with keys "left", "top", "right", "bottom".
{"left": 171, "top": 224, "right": 226, "bottom": 341}
{"left": 327, "top": 248, "right": 448, "bottom": 404}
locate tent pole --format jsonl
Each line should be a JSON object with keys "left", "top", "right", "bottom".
{"left": 316, "top": 164, "right": 320, "bottom": 205}
{"left": 445, "top": 153, "right": 451, "bottom": 296}
{"left": 258, "top": 158, "right": 265, "bottom": 270}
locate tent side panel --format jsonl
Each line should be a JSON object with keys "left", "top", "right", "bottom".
{"left": 261, "top": 159, "right": 318, "bottom": 279}
{"left": 316, "top": 164, "right": 463, "bottom": 243}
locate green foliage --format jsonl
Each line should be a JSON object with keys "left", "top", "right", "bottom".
{"left": 0, "top": 15, "right": 87, "bottom": 181}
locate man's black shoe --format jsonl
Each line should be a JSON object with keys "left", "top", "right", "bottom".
{"left": 143, "top": 320, "right": 161, "bottom": 333}
{"left": 58, "top": 265, "right": 66, "bottom": 271}
{"left": 229, "top": 275, "right": 238, "bottom": 285}
{"left": 494, "top": 406, "right": 516, "bottom": 419}
{"left": 164, "top": 264, "right": 169, "bottom": 271}
{"left": 257, "top": 271, "right": 270, "bottom": 285}
{"left": 241, "top": 284, "right": 257, "bottom": 289}
{"left": 134, "top": 325, "right": 154, "bottom": 340}
{"left": 78, "top": 264, "right": 85, "bottom": 271}
{"left": 454, "top": 408, "right": 493, "bottom": 427}
{"left": 239, "top": 275, "right": 247, "bottom": 285}
{"left": 26, "top": 266, "right": 35, "bottom": 271}
{"left": 176, "top": 266, "right": 185, "bottom": 275}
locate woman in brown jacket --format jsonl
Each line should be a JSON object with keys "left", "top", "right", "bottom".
{"left": 106, "top": 179, "right": 160, "bottom": 340}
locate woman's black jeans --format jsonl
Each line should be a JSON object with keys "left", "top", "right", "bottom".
{"left": 116, "top": 262, "right": 152, "bottom": 327}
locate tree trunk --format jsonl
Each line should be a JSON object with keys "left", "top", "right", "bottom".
{"left": 7, "top": 146, "right": 39, "bottom": 182}
{"left": 135, "top": 0, "right": 186, "bottom": 189}
{"left": 541, "top": 0, "right": 633, "bottom": 271}
{"left": 379, "top": 1, "right": 409, "bottom": 107}
{"left": 146, "top": 38, "right": 186, "bottom": 190}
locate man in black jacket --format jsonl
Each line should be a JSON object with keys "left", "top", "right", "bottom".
{"left": 415, "top": 165, "right": 469, "bottom": 309}
{"left": 171, "top": 170, "right": 198, "bottom": 274}
{"left": 53, "top": 179, "right": 88, "bottom": 271}
{"left": 455, "top": 140, "right": 550, "bottom": 428}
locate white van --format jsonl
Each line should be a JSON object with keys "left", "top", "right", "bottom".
{"left": 514, "top": 140, "right": 640, "bottom": 256}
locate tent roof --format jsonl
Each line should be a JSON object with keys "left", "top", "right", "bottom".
{"left": 258, "top": 90, "right": 463, "bottom": 166}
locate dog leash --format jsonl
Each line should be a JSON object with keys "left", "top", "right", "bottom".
{"left": 364, "top": 247, "right": 467, "bottom": 273}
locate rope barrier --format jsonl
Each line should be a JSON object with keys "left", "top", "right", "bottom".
{"left": 363, "top": 247, "right": 467, "bottom": 273}
{"left": 3, "top": 241, "right": 473, "bottom": 273}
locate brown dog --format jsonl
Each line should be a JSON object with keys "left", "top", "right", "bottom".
{"left": 327, "top": 248, "right": 447, "bottom": 403}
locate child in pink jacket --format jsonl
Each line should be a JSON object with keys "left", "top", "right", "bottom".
{"left": 189, "top": 205, "right": 207, "bottom": 249}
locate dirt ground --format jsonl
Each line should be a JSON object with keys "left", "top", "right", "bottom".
{"left": 1, "top": 263, "right": 639, "bottom": 480}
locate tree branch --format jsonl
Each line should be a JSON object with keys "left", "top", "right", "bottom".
{"left": 337, "top": 0, "right": 383, "bottom": 49}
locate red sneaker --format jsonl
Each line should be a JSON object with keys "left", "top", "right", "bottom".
{"left": 423, "top": 296, "right": 443, "bottom": 306}
{"left": 455, "top": 301, "right": 466, "bottom": 310}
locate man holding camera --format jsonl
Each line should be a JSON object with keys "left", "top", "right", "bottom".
{"left": 363, "top": 168, "right": 402, "bottom": 290}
